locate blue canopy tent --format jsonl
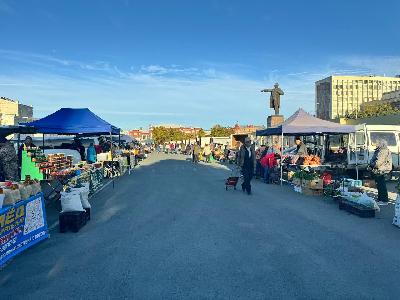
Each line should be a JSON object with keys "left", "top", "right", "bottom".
{"left": 26, "top": 108, "right": 121, "bottom": 187}
{"left": 26, "top": 108, "right": 120, "bottom": 135}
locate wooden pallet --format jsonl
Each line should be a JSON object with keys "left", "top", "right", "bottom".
{"left": 338, "top": 198, "right": 375, "bottom": 218}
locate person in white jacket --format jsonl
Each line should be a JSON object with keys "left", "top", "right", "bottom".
{"left": 203, "top": 144, "right": 212, "bottom": 163}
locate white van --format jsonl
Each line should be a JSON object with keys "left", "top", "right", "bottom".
{"left": 347, "top": 125, "right": 400, "bottom": 171}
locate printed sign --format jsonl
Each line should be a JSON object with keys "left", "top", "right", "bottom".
{"left": 0, "top": 193, "right": 49, "bottom": 266}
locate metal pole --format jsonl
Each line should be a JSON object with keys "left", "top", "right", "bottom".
{"left": 280, "top": 132, "right": 284, "bottom": 186}
{"left": 355, "top": 132, "right": 359, "bottom": 180}
{"left": 110, "top": 131, "right": 114, "bottom": 189}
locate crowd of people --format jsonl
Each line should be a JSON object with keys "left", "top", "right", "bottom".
{"left": 157, "top": 141, "right": 230, "bottom": 163}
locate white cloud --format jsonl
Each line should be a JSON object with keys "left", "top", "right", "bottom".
{"left": 2, "top": 50, "right": 400, "bottom": 129}
{"left": 339, "top": 55, "right": 400, "bottom": 76}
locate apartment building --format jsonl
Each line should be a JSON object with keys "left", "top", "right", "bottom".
{"left": 0, "top": 96, "right": 33, "bottom": 125}
{"left": 315, "top": 75, "right": 400, "bottom": 119}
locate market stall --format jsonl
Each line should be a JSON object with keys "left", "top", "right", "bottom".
{"left": 21, "top": 108, "right": 122, "bottom": 216}
{"left": 256, "top": 109, "right": 385, "bottom": 217}
{"left": 257, "top": 108, "right": 356, "bottom": 183}
{"left": 24, "top": 107, "right": 121, "bottom": 183}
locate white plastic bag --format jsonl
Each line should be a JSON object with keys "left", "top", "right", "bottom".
{"left": 61, "top": 192, "right": 85, "bottom": 213}
{"left": 393, "top": 195, "right": 400, "bottom": 227}
{"left": 18, "top": 184, "right": 29, "bottom": 200}
{"left": 3, "top": 189, "right": 15, "bottom": 206}
{"left": 71, "top": 183, "right": 91, "bottom": 209}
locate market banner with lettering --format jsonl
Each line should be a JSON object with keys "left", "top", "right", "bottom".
{"left": 0, "top": 193, "right": 49, "bottom": 266}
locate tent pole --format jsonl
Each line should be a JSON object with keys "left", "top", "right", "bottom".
{"left": 355, "top": 132, "right": 359, "bottom": 180}
{"left": 110, "top": 131, "right": 114, "bottom": 189}
{"left": 280, "top": 132, "right": 284, "bottom": 186}
{"left": 17, "top": 133, "right": 21, "bottom": 151}
{"left": 42, "top": 134, "right": 45, "bottom": 149}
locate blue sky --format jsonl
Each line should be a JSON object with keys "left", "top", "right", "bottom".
{"left": 1, "top": 0, "right": 400, "bottom": 129}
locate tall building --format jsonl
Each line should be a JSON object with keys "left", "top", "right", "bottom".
{"left": 315, "top": 75, "right": 400, "bottom": 119}
{"left": 0, "top": 96, "right": 33, "bottom": 125}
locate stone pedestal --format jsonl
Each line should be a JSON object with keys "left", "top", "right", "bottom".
{"left": 267, "top": 115, "right": 284, "bottom": 128}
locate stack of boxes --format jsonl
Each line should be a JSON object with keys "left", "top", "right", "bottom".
{"left": 292, "top": 176, "right": 324, "bottom": 196}
{"left": 47, "top": 154, "right": 73, "bottom": 170}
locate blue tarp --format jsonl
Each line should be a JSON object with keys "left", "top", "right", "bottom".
{"left": 26, "top": 108, "right": 120, "bottom": 135}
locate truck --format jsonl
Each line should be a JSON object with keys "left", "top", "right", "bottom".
{"left": 347, "top": 124, "right": 400, "bottom": 172}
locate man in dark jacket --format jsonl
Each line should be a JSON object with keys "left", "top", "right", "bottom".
{"left": 237, "top": 137, "right": 256, "bottom": 195}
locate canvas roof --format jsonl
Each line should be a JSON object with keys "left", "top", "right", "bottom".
{"left": 26, "top": 108, "right": 120, "bottom": 135}
{"left": 256, "top": 108, "right": 356, "bottom": 136}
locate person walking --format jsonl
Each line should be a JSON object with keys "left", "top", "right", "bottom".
{"left": 237, "top": 137, "right": 256, "bottom": 195}
{"left": 193, "top": 142, "right": 201, "bottom": 163}
{"left": 203, "top": 144, "right": 211, "bottom": 163}
{"left": 369, "top": 139, "right": 392, "bottom": 204}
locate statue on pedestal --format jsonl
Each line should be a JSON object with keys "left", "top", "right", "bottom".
{"left": 261, "top": 83, "right": 284, "bottom": 115}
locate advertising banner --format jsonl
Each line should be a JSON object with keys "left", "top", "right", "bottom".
{"left": 0, "top": 193, "right": 49, "bottom": 266}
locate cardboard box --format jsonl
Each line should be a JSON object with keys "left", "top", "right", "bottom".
{"left": 302, "top": 178, "right": 323, "bottom": 190}
{"left": 302, "top": 187, "right": 324, "bottom": 197}
{"left": 308, "top": 179, "right": 324, "bottom": 190}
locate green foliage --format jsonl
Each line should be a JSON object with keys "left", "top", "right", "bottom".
{"left": 152, "top": 127, "right": 204, "bottom": 144}
{"left": 293, "top": 170, "right": 319, "bottom": 181}
{"left": 210, "top": 125, "right": 234, "bottom": 137}
{"left": 197, "top": 129, "right": 206, "bottom": 138}
{"left": 346, "top": 103, "right": 400, "bottom": 119}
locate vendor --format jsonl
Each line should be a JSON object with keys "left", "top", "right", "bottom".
{"left": 72, "top": 138, "right": 86, "bottom": 161}
{"left": 0, "top": 136, "right": 19, "bottom": 181}
{"left": 18, "top": 136, "right": 36, "bottom": 166}
{"left": 86, "top": 143, "right": 97, "bottom": 164}
{"left": 295, "top": 136, "right": 307, "bottom": 156}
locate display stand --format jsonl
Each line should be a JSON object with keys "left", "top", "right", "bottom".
{"left": 21, "top": 150, "right": 44, "bottom": 181}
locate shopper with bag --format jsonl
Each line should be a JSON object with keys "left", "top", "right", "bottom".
{"left": 369, "top": 139, "right": 392, "bottom": 204}
{"left": 237, "top": 137, "right": 256, "bottom": 195}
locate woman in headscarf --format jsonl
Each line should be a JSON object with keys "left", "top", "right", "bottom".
{"left": 0, "top": 136, "right": 19, "bottom": 181}
{"left": 369, "top": 139, "right": 392, "bottom": 204}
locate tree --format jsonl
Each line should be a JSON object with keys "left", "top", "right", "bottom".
{"left": 152, "top": 126, "right": 189, "bottom": 144}
{"left": 197, "top": 129, "right": 206, "bottom": 138}
{"left": 210, "top": 124, "right": 234, "bottom": 137}
{"left": 346, "top": 103, "right": 400, "bottom": 119}
{"left": 152, "top": 127, "right": 169, "bottom": 144}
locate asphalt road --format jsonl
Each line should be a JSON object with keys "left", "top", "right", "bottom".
{"left": 2, "top": 153, "right": 400, "bottom": 299}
